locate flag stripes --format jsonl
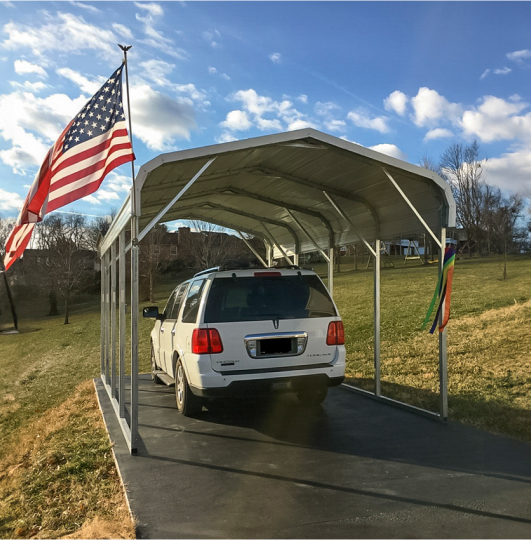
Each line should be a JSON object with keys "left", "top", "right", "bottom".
{"left": 3, "top": 64, "right": 134, "bottom": 272}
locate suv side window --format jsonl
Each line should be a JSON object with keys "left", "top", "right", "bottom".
{"left": 163, "top": 289, "right": 178, "bottom": 319}
{"left": 169, "top": 283, "right": 189, "bottom": 320}
{"left": 181, "top": 279, "right": 207, "bottom": 323}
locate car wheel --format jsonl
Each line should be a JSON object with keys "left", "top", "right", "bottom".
{"left": 175, "top": 359, "right": 202, "bottom": 416}
{"left": 151, "top": 347, "right": 164, "bottom": 384}
{"left": 297, "top": 386, "right": 328, "bottom": 405}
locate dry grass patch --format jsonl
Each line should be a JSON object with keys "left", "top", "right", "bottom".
{"left": 346, "top": 299, "right": 531, "bottom": 441}
{"left": 0, "top": 381, "right": 134, "bottom": 539}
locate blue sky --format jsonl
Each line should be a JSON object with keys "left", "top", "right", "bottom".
{"left": 1, "top": 1, "right": 531, "bottom": 222}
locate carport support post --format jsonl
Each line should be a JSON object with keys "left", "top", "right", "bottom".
{"left": 111, "top": 242, "right": 117, "bottom": 399}
{"left": 328, "top": 245, "right": 334, "bottom": 297}
{"left": 119, "top": 230, "right": 126, "bottom": 418}
{"left": 439, "top": 227, "right": 448, "bottom": 421}
{"left": 374, "top": 239, "right": 381, "bottom": 396}
{"left": 104, "top": 252, "right": 110, "bottom": 384}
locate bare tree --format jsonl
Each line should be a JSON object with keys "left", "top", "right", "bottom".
{"left": 418, "top": 153, "right": 441, "bottom": 175}
{"left": 179, "top": 221, "right": 255, "bottom": 271}
{"left": 439, "top": 141, "right": 487, "bottom": 254}
{"left": 88, "top": 208, "right": 118, "bottom": 248}
{"left": 485, "top": 193, "right": 524, "bottom": 278}
{"left": 34, "top": 214, "right": 96, "bottom": 324}
{"left": 0, "top": 217, "right": 18, "bottom": 329}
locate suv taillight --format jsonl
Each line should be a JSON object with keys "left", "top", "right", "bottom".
{"left": 192, "top": 328, "right": 223, "bottom": 354}
{"left": 326, "top": 321, "right": 345, "bottom": 346}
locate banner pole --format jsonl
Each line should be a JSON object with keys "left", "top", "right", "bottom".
{"left": 118, "top": 44, "right": 138, "bottom": 454}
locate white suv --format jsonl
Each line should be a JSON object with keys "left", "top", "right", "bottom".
{"left": 143, "top": 266, "right": 346, "bottom": 416}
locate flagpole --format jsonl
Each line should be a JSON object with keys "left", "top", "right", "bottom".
{"left": 118, "top": 44, "right": 138, "bottom": 454}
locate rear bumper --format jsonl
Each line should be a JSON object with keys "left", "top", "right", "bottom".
{"left": 191, "top": 374, "right": 344, "bottom": 398}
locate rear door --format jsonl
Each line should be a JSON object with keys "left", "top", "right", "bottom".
{"left": 156, "top": 289, "right": 178, "bottom": 366}
{"left": 159, "top": 283, "right": 189, "bottom": 374}
{"left": 174, "top": 278, "right": 208, "bottom": 370}
{"left": 203, "top": 273, "right": 340, "bottom": 373}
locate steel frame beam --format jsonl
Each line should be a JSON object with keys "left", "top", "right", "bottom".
{"left": 260, "top": 222, "right": 295, "bottom": 266}
{"left": 167, "top": 202, "right": 301, "bottom": 255}
{"left": 236, "top": 231, "right": 268, "bottom": 268}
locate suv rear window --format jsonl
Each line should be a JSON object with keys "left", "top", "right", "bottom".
{"left": 203, "top": 275, "right": 337, "bottom": 323}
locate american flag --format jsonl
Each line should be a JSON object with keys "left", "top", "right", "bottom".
{"left": 3, "top": 64, "right": 135, "bottom": 271}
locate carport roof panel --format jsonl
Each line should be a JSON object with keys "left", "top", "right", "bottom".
{"left": 103, "top": 129, "right": 455, "bottom": 255}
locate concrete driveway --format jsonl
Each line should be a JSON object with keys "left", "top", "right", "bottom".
{"left": 95, "top": 375, "right": 531, "bottom": 539}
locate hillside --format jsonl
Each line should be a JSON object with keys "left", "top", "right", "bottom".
{"left": 0, "top": 254, "right": 530, "bottom": 538}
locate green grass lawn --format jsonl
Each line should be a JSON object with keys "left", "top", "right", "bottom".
{"left": 0, "top": 254, "right": 530, "bottom": 538}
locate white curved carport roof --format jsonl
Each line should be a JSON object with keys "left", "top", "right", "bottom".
{"left": 102, "top": 128, "right": 455, "bottom": 255}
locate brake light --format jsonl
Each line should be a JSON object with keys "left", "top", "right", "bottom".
{"left": 326, "top": 321, "right": 345, "bottom": 346}
{"left": 254, "top": 272, "right": 281, "bottom": 277}
{"left": 192, "top": 328, "right": 223, "bottom": 354}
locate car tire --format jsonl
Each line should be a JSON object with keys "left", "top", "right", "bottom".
{"left": 151, "top": 346, "right": 164, "bottom": 385}
{"left": 175, "top": 359, "right": 202, "bottom": 416}
{"left": 297, "top": 386, "right": 328, "bottom": 405}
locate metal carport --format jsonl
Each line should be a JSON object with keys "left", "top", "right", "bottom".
{"left": 98, "top": 128, "right": 456, "bottom": 454}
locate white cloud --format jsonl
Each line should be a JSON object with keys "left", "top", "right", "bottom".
{"left": 269, "top": 52, "right": 281, "bottom": 64}
{"left": 70, "top": 1, "right": 101, "bottom": 13}
{"left": 461, "top": 95, "right": 531, "bottom": 143}
{"left": 507, "top": 49, "right": 531, "bottom": 63}
{"left": 410, "top": 87, "right": 461, "bottom": 128}
{"left": 347, "top": 108, "right": 390, "bottom": 133}
{"left": 215, "top": 131, "right": 238, "bottom": 144}
{"left": 223, "top": 88, "right": 311, "bottom": 134}
{"left": 255, "top": 117, "right": 282, "bottom": 131}
{"left": 480, "top": 69, "right": 490, "bottom": 80}
{"left": 56, "top": 67, "right": 104, "bottom": 94}
{"left": 82, "top": 194, "right": 101, "bottom": 205}
{"left": 384, "top": 90, "right": 408, "bottom": 116}
{"left": 220, "top": 110, "right": 252, "bottom": 131}
{"left": 9, "top": 80, "right": 48, "bottom": 92}
{"left": 208, "top": 66, "right": 230, "bottom": 80}
{"left": 203, "top": 30, "right": 221, "bottom": 48}
{"left": 94, "top": 189, "right": 120, "bottom": 202}
{"left": 134, "top": 2, "right": 164, "bottom": 17}
{"left": 369, "top": 143, "right": 407, "bottom": 161}
{"left": 2, "top": 13, "right": 118, "bottom": 60}
{"left": 139, "top": 59, "right": 175, "bottom": 87}
{"left": 483, "top": 145, "right": 531, "bottom": 193}
{"left": 135, "top": 3, "right": 186, "bottom": 59}
{"left": 0, "top": 188, "right": 24, "bottom": 211}
{"left": 112, "top": 23, "right": 134, "bottom": 41}
{"left": 14, "top": 59, "right": 47, "bottom": 78}
{"left": 324, "top": 119, "right": 346, "bottom": 132}
{"left": 287, "top": 119, "right": 316, "bottom": 131}
{"left": 297, "top": 94, "right": 308, "bottom": 104}
{"left": 494, "top": 67, "right": 511, "bottom": 75}
{"left": 129, "top": 84, "right": 196, "bottom": 151}
{"left": 0, "top": 90, "right": 86, "bottom": 173}
{"left": 424, "top": 128, "right": 454, "bottom": 141}
{"left": 314, "top": 101, "right": 339, "bottom": 116}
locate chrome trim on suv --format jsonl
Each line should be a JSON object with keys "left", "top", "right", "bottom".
{"left": 244, "top": 331, "right": 308, "bottom": 359}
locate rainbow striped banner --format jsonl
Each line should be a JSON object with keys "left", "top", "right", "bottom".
{"left": 422, "top": 246, "right": 456, "bottom": 334}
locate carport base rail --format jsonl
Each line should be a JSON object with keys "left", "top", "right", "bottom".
{"left": 341, "top": 383, "right": 447, "bottom": 422}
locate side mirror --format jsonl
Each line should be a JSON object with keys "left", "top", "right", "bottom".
{"left": 143, "top": 306, "right": 160, "bottom": 319}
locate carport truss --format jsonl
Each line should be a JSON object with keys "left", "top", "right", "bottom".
{"left": 98, "top": 129, "right": 456, "bottom": 454}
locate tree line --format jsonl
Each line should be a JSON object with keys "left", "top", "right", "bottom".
{"left": 0, "top": 215, "right": 261, "bottom": 326}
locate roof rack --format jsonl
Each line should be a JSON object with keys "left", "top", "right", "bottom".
{"left": 193, "top": 264, "right": 301, "bottom": 278}
{"left": 193, "top": 266, "right": 220, "bottom": 277}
